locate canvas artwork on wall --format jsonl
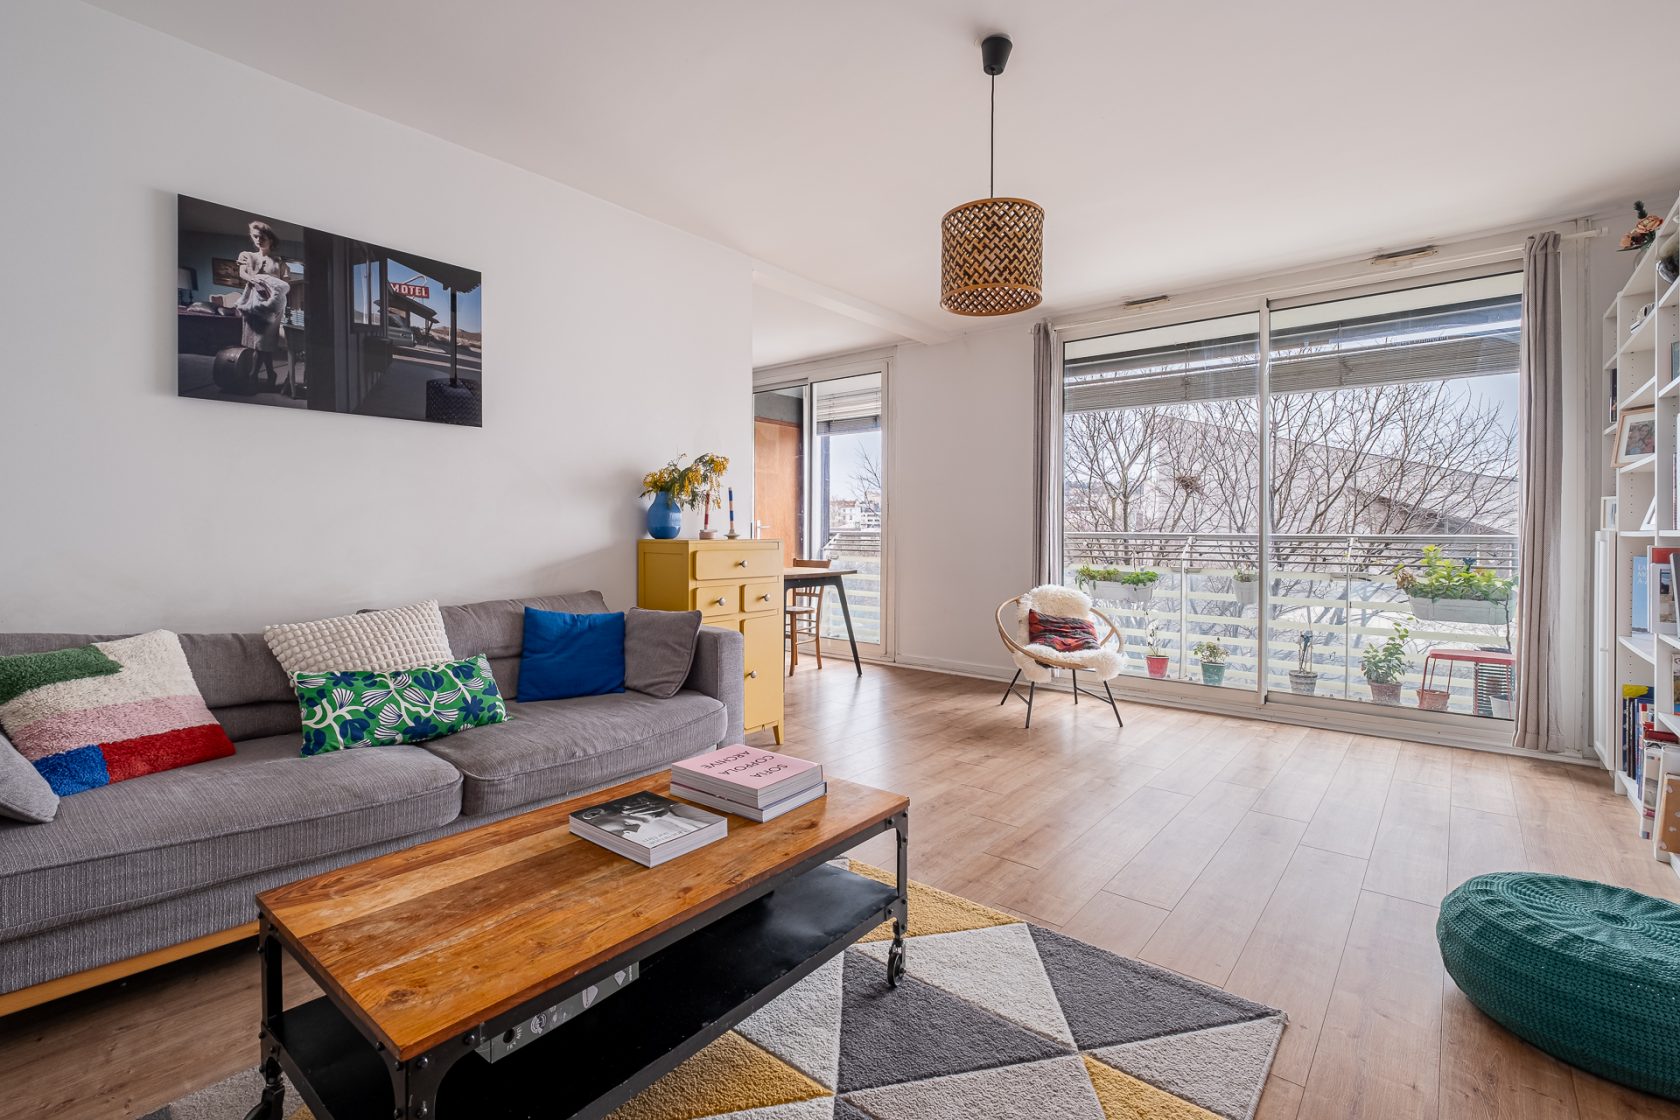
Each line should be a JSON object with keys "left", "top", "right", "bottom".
{"left": 176, "top": 195, "right": 483, "bottom": 426}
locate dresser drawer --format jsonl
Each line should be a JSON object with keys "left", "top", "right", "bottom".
{"left": 695, "top": 546, "right": 780, "bottom": 582}
{"left": 740, "top": 580, "right": 780, "bottom": 615}
{"left": 740, "top": 613, "right": 783, "bottom": 724}
{"left": 692, "top": 585, "right": 739, "bottom": 619}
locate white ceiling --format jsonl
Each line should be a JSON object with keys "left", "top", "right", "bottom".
{"left": 93, "top": 0, "right": 1680, "bottom": 367}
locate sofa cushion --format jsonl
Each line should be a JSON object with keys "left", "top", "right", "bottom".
{"left": 517, "top": 609, "right": 625, "bottom": 701}
{"left": 265, "top": 599, "right": 454, "bottom": 677}
{"left": 295, "top": 656, "right": 508, "bottom": 755}
{"left": 0, "top": 728, "right": 57, "bottom": 823}
{"left": 0, "top": 734, "right": 461, "bottom": 939}
{"left": 442, "top": 591, "right": 609, "bottom": 661}
{"left": 625, "top": 608, "right": 703, "bottom": 699}
{"left": 420, "top": 691, "right": 727, "bottom": 815}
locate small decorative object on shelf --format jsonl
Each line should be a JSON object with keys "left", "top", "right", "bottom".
{"left": 1620, "top": 201, "right": 1664, "bottom": 252}
{"left": 640, "top": 452, "right": 730, "bottom": 540}
{"left": 1144, "top": 619, "right": 1170, "bottom": 678}
{"left": 1360, "top": 626, "right": 1410, "bottom": 706}
{"left": 1632, "top": 302, "right": 1655, "bottom": 333}
{"left": 1232, "top": 568, "right": 1258, "bottom": 609}
{"left": 1615, "top": 405, "right": 1657, "bottom": 465}
{"left": 1660, "top": 250, "right": 1680, "bottom": 287}
{"left": 725, "top": 486, "right": 739, "bottom": 539}
{"left": 1191, "top": 640, "right": 1228, "bottom": 686}
{"left": 1289, "top": 631, "right": 1320, "bottom": 696}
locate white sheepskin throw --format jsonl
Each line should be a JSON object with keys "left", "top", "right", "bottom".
{"left": 1010, "top": 584, "right": 1124, "bottom": 683}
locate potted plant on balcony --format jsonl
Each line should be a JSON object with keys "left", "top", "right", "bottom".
{"left": 1144, "top": 620, "right": 1170, "bottom": 678}
{"left": 1118, "top": 569, "right": 1161, "bottom": 606}
{"left": 1289, "top": 631, "right": 1320, "bottom": 695}
{"left": 1360, "top": 626, "right": 1409, "bottom": 706}
{"left": 1192, "top": 640, "right": 1228, "bottom": 686}
{"left": 1232, "top": 568, "right": 1258, "bottom": 609}
{"left": 1393, "top": 546, "right": 1514, "bottom": 626}
{"left": 1074, "top": 565, "right": 1125, "bottom": 602}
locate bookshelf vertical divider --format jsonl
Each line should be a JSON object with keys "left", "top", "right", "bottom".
{"left": 1597, "top": 195, "right": 1680, "bottom": 876}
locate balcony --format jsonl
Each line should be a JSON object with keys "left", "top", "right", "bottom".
{"left": 1063, "top": 532, "right": 1518, "bottom": 719}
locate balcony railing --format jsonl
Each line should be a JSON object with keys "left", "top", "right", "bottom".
{"left": 1063, "top": 531, "right": 1519, "bottom": 719}
{"left": 817, "top": 529, "right": 882, "bottom": 646}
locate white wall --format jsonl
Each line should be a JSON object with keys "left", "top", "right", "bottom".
{"left": 889, "top": 325, "right": 1036, "bottom": 677}
{"left": 0, "top": 1, "right": 753, "bottom": 633}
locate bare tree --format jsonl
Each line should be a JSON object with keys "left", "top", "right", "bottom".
{"left": 850, "top": 447, "right": 883, "bottom": 503}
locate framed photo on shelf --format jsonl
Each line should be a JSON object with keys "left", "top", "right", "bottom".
{"left": 1644, "top": 496, "right": 1659, "bottom": 530}
{"left": 1654, "top": 548, "right": 1679, "bottom": 637}
{"left": 1617, "top": 405, "right": 1658, "bottom": 465}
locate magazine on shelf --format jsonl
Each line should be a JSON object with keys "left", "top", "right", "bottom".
{"left": 670, "top": 745, "right": 825, "bottom": 808}
{"left": 672, "top": 781, "right": 829, "bottom": 822}
{"left": 1633, "top": 556, "right": 1651, "bottom": 635}
{"left": 1652, "top": 547, "right": 1679, "bottom": 637}
{"left": 569, "top": 791, "right": 726, "bottom": 866}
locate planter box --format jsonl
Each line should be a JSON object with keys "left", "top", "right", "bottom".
{"left": 1406, "top": 596, "right": 1511, "bottom": 626}
{"left": 1233, "top": 581, "right": 1258, "bottom": 609}
{"left": 1119, "top": 582, "right": 1157, "bottom": 606}
{"left": 1091, "top": 581, "right": 1125, "bottom": 602}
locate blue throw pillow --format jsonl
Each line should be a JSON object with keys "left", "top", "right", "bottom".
{"left": 517, "top": 608, "right": 625, "bottom": 701}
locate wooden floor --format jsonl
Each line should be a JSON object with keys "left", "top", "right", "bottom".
{"left": 2, "top": 664, "right": 1678, "bottom": 1119}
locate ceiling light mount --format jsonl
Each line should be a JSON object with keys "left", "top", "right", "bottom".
{"left": 939, "top": 32, "right": 1044, "bottom": 317}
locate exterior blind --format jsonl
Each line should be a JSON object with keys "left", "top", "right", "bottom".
{"left": 814, "top": 381, "right": 882, "bottom": 433}
{"left": 1064, "top": 294, "right": 1519, "bottom": 413}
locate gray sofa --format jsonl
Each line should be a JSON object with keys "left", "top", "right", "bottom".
{"left": 0, "top": 590, "right": 744, "bottom": 1000}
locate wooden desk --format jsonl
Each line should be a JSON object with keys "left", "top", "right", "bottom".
{"left": 784, "top": 566, "right": 862, "bottom": 676}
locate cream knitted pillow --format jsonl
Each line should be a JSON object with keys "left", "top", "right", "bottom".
{"left": 264, "top": 600, "right": 454, "bottom": 677}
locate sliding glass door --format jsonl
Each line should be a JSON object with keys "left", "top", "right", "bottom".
{"left": 1058, "top": 269, "right": 1522, "bottom": 728}
{"left": 753, "top": 367, "right": 887, "bottom": 661}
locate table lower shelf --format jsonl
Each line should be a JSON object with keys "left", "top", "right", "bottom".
{"left": 274, "top": 862, "right": 899, "bottom": 1120}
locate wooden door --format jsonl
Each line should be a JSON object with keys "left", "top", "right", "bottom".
{"left": 754, "top": 418, "right": 801, "bottom": 568}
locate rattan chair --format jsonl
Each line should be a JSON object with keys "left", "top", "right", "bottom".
{"left": 994, "top": 585, "right": 1124, "bottom": 729}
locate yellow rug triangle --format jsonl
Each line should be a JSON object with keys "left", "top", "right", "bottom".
{"left": 849, "top": 860, "right": 1018, "bottom": 942}
{"left": 1082, "top": 1054, "right": 1223, "bottom": 1120}
{"left": 607, "top": 1031, "right": 829, "bottom": 1120}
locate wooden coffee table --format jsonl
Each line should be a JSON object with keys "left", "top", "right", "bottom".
{"left": 244, "top": 774, "right": 909, "bottom": 1120}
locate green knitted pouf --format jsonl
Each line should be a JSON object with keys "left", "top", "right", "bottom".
{"left": 1438, "top": 872, "right": 1680, "bottom": 1099}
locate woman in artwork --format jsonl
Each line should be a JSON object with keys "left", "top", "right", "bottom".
{"left": 236, "top": 220, "right": 294, "bottom": 396}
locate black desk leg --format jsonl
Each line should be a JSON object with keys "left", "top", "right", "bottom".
{"left": 245, "top": 922, "right": 286, "bottom": 1120}
{"left": 887, "top": 810, "right": 909, "bottom": 987}
{"left": 833, "top": 577, "right": 862, "bottom": 676}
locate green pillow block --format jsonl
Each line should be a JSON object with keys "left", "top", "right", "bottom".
{"left": 293, "top": 655, "right": 506, "bottom": 756}
{"left": 1438, "top": 872, "right": 1680, "bottom": 1100}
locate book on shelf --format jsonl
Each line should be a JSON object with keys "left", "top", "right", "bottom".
{"left": 569, "top": 790, "right": 726, "bottom": 866}
{"left": 1632, "top": 556, "right": 1651, "bottom": 634}
{"left": 670, "top": 745, "right": 825, "bottom": 809}
{"left": 1622, "top": 684, "right": 1654, "bottom": 779}
{"left": 672, "top": 780, "right": 828, "bottom": 822}
{"left": 1652, "top": 547, "right": 1679, "bottom": 636}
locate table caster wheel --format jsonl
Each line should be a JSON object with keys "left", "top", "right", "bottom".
{"left": 887, "top": 942, "right": 906, "bottom": 987}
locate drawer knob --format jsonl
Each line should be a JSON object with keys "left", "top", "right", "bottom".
{"left": 759, "top": 594, "right": 771, "bottom": 602}
{"left": 735, "top": 560, "right": 749, "bottom": 568}
{"left": 714, "top": 597, "right": 727, "bottom": 606}
{"left": 747, "top": 670, "right": 759, "bottom": 679}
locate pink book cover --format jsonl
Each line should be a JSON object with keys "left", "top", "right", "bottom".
{"left": 672, "top": 746, "right": 820, "bottom": 791}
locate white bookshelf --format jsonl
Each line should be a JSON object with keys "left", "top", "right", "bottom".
{"left": 1595, "top": 195, "right": 1680, "bottom": 876}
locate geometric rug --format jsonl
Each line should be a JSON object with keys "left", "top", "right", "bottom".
{"left": 146, "top": 862, "right": 1285, "bottom": 1120}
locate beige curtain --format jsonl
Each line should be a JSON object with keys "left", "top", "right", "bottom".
{"left": 1514, "top": 232, "right": 1565, "bottom": 753}
{"left": 1032, "top": 321, "right": 1062, "bottom": 587}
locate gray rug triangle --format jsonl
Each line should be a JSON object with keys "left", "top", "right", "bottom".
{"left": 854, "top": 922, "right": 1074, "bottom": 1045}
{"left": 1087, "top": 1015, "right": 1286, "bottom": 1120}
{"left": 832, "top": 1099, "right": 873, "bottom": 1120}
{"left": 737, "top": 953, "right": 845, "bottom": 1088}
{"left": 840, "top": 1055, "right": 1104, "bottom": 1120}
{"left": 1028, "top": 925, "right": 1275, "bottom": 1049}
{"left": 835, "top": 949, "right": 1069, "bottom": 1093}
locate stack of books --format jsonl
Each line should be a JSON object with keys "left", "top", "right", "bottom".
{"left": 671, "top": 746, "right": 826, "bottom": 822}
{"left": 569, "top": 790, "right": 726, "bottom": 866}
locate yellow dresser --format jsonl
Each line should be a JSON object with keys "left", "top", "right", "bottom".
{"left": 637, "top": 538, "right": 784, "bottom": 744}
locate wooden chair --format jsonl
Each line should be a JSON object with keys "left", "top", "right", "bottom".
{"left": 994, "top": 586, "right": 1125, "bottom": 729}
{"left": 786, "top": 558, "right": 832, "bottom": 673}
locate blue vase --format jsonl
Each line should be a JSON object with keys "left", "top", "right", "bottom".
{"left": 646, "top": 493, "right": 682, "bottom": 539}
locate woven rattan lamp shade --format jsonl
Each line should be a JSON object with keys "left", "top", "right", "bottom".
{"left": 940, "top": 196, "right": 1045, "bottom": 316}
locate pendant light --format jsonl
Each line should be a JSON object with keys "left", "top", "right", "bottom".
{"left": 940, "top": 33, "right": 1044, "bottom": 317}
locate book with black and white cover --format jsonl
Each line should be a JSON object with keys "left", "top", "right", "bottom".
{"left": 569, "top": 791, "right": 726, "bottom": 866}
{"left": 671, "top": 781, "right": 828, "bottom": 823}
{"left": 669, "top": 746, "right": 824, "bottom": 808}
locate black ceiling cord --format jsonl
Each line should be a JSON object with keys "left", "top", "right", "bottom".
{"left": 980, "top": 34, "right": 1012, "bottom": 200}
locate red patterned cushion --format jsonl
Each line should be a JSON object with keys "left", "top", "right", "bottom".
{"left": 1027, "top": 610, "right": 1099, "bottom": 653}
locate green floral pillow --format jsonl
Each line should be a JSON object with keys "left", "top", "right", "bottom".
{"left": 294, "top": 655, "right": 506, "bottom": 757}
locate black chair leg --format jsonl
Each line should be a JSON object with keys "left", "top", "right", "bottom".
{"left": 1072, "top": 669, "right": 1079, "bottom": 704}
{"left": 1104, "top": 678, "right": 1124, "bottom": 727}
{"left": 1000, "top": 668, "right": 1021, "bottom": 706}
{"left": 1024, "top": 682, "right": 1036, "bottom": 728}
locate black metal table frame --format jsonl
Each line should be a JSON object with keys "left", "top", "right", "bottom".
{"left": 247, "top": 810, "right": 909, "bottom": 1120}
{"left": 785, "top": 570, "right": 863, "bottom": 676}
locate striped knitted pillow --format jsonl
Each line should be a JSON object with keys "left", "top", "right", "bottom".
{"left": 0, "top": 631, "right": 236, "bottom": 796}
